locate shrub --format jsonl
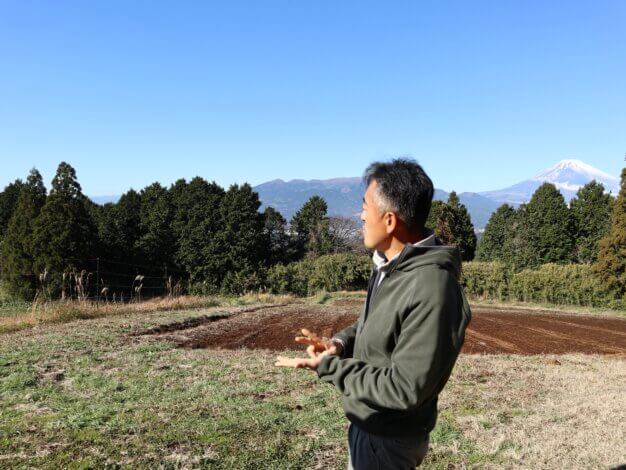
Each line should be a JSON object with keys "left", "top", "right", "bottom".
{"left": 288, "top": 260, "right": 315, "bottom": 296}
{"left": 267, "top": 253, "right": 370, "bottom": 296}
{"left": 220, "top": 268, "right": 266, "bottom": 295}
{"left": 461, "top": 262, "right": 510, "bottom": 301}
{"left": 308, "top": 253, "right": 371, "bottom": 293}
{"left": 188, "top": 280, "right": 220, "bottom": 296}
{"left": 267, "top": 260, "right": 315, "bottom": 296}
{"left": 266, "top": 264, "right": 291, "bottom": 295}
{"left": 509, "top": 263, "right": 618, "bottom": 308}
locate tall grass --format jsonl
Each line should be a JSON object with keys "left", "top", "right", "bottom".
{"left": 0, "top": 292, "right": 296, "bottom": 335}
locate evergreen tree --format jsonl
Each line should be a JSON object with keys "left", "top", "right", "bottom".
{"left": 218, "top": 183, "right": 265, "bottom": 291}
{"left": 500, "top": 204, "right": 531, "bottom": 270}
{"left": 91, "top": 189, "right": 143, "bottom": 262}
{"left": 0, "top": 179, "right": 24, "bottom": 241}
{"left": 32, "top": 162, "right": 96, "bottom": 297}
{"left": 262, "top": 206, "right": 294, "bottom": 265}
{"left": 500, "top": 204, "right": 542, "bottom": 270}
{"left": 89, "top": 190, "right": 144, "bottom": 297}
{"left": 137, "top": 183, "right": 176, "bottom": 268}
{"left": 594, "top": 168, "right": 626, "bottom": 298}
{"left": 434, "top": 203, "right": 456, "bottom": 245}
{"left": 114, "top": 189, "right": 143, "bottom": 261}
{"left": 170, "top": 177, "right": 225, "bottom": 286}
{"left": 570, "top": 180, "right": 613, "bottom": 264}
{"left": 0, "top": 169, "right": 46, "bottom": 299}
{"left": 446, "top": 192, "right": 477, "bottom": 261}
{"left": 307, "top": 217, "right": 333, "bottom": 258}
{"left": 90, "top": 198, "right": 135, "bottom": 260}
{"left": 427, "top": 193, "right": 476, "bottom": 261}
{"left": 84, "top": 197, "right": 108, "bottom": 259}
{"left": 476, "top": 204, "right": 516, "bottom": 261}
{"left": 426, "top": 200, "right": 446, "bottom": 232}
{"left": 290, "top": 196, "right": 332, "bottom": 258}
{"left": 524, "top": 183, "right": 574, "bottom": 266}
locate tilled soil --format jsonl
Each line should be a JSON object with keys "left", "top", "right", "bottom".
{"left": 136, "top": 300, "right": 626, "bottom": 355}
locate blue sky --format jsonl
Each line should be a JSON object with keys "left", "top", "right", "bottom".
{"left": 1, "top": 1, "right": 624, "bottom": 196}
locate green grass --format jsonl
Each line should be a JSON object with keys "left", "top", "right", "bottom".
{"left": 0, "top": 283, "right": 31, "bottom": 318}
{"left": 311, "top": 289, "right": 332, "bottom": 305}
{"left": 426, "top": 412, "right": 497, "bottom": 468}
{"left": 0, "top": 305, "right": 501, "bottom": 469}
{"left": 0, "top": 300, "right": 31, "bottom": 318}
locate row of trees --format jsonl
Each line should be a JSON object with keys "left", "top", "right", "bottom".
{"left": 1, "top": 161, "right": 624, "bottom": 303}
{"left": 477, "top": 174, "right": 626, "bottom": 299}
{"left": 0, "top": 163, "right": 361, "bottom": 300}
{"left": 477, "top": 181, "right": 613, "bottom": 266}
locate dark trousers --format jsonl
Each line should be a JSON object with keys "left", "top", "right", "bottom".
{"left": 347, "top": 423, "right": 429, "bottom": 470}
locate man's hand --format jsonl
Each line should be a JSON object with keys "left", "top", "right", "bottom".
{"left": 274, "top": 328, "right": 341, "bottom": 370}
{"left": 294, "top": 328, "right": 342, "bottom": 358}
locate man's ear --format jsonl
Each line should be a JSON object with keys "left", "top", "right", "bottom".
{"left": 384, "top": 212, "right": 397, "bottom": 234}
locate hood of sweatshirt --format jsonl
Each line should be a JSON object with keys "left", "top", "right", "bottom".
{"left": 383, "top": 242, "right": 462, "bottom": 281}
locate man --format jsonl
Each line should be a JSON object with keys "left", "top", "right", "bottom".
{"left": 276, "top": 158, "right": 471, "bottom": 469}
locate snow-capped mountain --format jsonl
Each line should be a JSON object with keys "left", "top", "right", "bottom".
{"left": 479, "top": 159, "right": 619, "bottom": 205}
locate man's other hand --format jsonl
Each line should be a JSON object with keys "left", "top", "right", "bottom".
{"left": 274, "top": 353, "right": 325, "bottom": 370}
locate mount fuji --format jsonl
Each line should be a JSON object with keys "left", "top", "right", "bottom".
{"left": 479, "top": 159, "right": 620, "bottom": 205}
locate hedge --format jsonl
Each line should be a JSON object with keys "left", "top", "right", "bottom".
{"left": 460, "top": 262, "right": 510, "bottom": 301}
{"left": 462, "top": 262, "right": 625, "bottom": 310}
{"left": 267, "top": 253, "right": 370, "bottom": 296}
{"left": 250, "top": 255, "right": 626, "bottom": 311}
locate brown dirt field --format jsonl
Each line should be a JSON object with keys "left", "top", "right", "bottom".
{"left": 134, "top": 300, "right": 626, "bottom": 355}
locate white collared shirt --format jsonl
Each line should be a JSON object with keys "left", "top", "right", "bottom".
{"left": 371, "top": 231, "right": 437, "bottom": 287}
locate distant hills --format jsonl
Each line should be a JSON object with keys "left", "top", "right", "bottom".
{"left": 90, "top": 159, "right": 620, "bottom": 230}
{"left": 252, "top": 177, "right": 365, "bottom": 221}
{"left": 252, "top": 178, "right": 501, "bottom": 229}
{"left": 253, "top": 160, "right": 618, "bottom": 229}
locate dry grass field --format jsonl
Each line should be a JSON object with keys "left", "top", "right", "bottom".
{"left": 1, "top": 295, "right": 625, "bottom": 468}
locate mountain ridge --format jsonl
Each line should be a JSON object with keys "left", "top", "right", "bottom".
{"left": 89, "top": 159, "right": 620, "bottom": 230}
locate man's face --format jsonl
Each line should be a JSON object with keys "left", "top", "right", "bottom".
{"left": 361, "top": 180, "right": 392, "bottom": 251}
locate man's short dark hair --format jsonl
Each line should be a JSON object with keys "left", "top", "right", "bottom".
{"left": 363, "top": 158, "right": 434, "bottom": 230}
